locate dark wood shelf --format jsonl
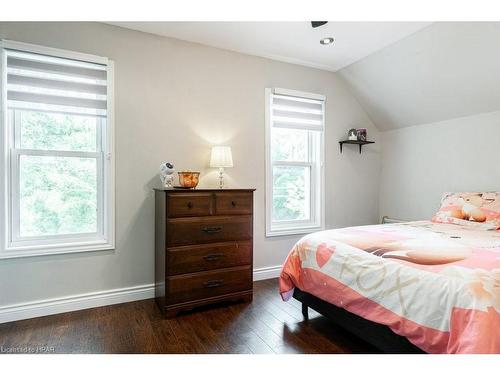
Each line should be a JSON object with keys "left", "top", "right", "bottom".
{"left": 339, "top": 140, "right": 375, "bottom": 154}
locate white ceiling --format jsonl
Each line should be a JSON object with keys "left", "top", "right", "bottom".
{"left": 108, "top": 22, "right": 432, "bottom": 72}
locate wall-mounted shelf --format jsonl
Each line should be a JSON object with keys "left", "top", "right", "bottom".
{"left": 339, "top": 140, "right": 375, "bottom": 154}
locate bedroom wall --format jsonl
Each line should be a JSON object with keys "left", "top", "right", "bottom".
{"left": 335, "top": 22, "right": 500, "bottom": 221}
{"left": 0, "top": 22, "right": 381, "bottom": 310}
{"left": 379, "top": 110, "right": 500, "bottom": 220}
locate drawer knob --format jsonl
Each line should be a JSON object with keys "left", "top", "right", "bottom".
{"left": 202, "top": 226, "right": 222, "bottom": 234}
{"left": 231, "top": 201, "right": 237, "bottom": 207}
{"left": 203, "top": 279, "right": 223, "bottom": 288}
{"left": 187, "top": 202, "right": 193, "bottom": 209}
{"left": 203, "top": 253, "right": 225, "bottom": 261}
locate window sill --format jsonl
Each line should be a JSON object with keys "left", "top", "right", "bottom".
{"left": 265, "top": 225, "right": 324, "bottom": 238}
{"left": 0, "top": 240, "right": 115, "bottom": 259}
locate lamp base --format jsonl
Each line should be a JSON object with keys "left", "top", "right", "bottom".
{"left": 218, "top": 168, "right": 224, "bottom": 189}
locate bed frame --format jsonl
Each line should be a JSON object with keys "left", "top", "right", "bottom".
{"left": 293, "top": 288, "right": 424, "bottom": 353}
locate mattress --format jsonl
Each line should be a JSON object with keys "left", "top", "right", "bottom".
{"left": 279, "top": 221, "right": 500, "bottom": 353}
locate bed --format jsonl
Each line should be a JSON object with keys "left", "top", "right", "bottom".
{"left": 279, "top": 220, "right": 500, "bottom": 353}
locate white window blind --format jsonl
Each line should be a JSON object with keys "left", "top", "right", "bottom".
{"left": 6, "top": 49, "right": 108, "bottom": 117}
{"left": 271, "top": 89, "right": 324, "bottom": 132}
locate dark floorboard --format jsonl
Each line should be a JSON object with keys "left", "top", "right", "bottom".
{"left": 0, "top": 278, "right": 378, "bottom": 354}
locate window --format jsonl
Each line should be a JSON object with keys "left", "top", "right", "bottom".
{"left": 0, "top": 40, "right": 115, "bottom": 258}
{"left": 265, "top": 88, "right": 324, "bottom": 237}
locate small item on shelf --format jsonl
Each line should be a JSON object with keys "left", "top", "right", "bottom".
{"left": 347, "top": 128, "right": 358, "bottom": 141}
{"left": 159, "top": 162, "right": 175, "bottom": 188}
{"left": 356, "top": 128, "right": 367, "bottom": 141}
{"left": 177, "top": 171, "right": 200, "bottom": 188}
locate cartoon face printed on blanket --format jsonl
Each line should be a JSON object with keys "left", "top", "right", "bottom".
{"left": 326, "top": 223, "right": 500, "bottom": 266}
{"left": 441, "top": 266, "right": 500, "bottom": 312}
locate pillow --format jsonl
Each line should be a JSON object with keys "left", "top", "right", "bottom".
{"left": 432, "top": 192, "right": 500, "bottom": 230}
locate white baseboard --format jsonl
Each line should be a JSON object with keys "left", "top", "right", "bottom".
{"left": 253, "top": 265, "right": 282, "bottom": 281}
{"left": 0, "top": 284, "right": 155, "bottom": 324}
{"left": 0, "top": 266, "right": 282, "bottom": 324}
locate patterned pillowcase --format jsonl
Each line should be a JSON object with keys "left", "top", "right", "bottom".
{"left": 432, "top": 192, "right": 500, "bottom": 230}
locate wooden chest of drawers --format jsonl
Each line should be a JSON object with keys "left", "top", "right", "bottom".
{"left": 154, "top": 188, "right": 255, "bottom": 318}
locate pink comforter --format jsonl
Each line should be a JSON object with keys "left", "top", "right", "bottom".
{"left": 279, "top": 221, "right": 500, "bottom": 353}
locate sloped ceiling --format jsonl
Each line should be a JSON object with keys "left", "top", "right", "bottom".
{"left": 338, "top": 22, "right": 500, "bottom": 131}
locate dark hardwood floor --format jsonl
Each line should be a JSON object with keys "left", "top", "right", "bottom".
{"left": 0, "top": 278, "right": 378, "bottom": 354}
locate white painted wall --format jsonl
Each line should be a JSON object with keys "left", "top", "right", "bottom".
{"left": 379, "top": 110, "right": 500, "bottom": 220}
{"left": 335, "top": 21, "right": 500, "bottom": 223}
{"left": 0, "top": 22, "right": 380, "bottom": 309}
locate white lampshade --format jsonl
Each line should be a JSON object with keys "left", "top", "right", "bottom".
{"left": 210, "top": 146, "right": 233, "bottom": 168}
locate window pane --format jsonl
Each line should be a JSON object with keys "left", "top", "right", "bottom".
{"left": 19, "top": 155, "right": 97, "bottom": 237}
{"left": 271, "top": 127, "right": 309, "bottom": 162}
{"left": 18, "top": 110, "right": 98, "bottom": 152}
{"left": 272, "top": 166, "right": 310, "bottom": 222}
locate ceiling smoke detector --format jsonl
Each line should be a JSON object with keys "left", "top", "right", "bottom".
{"left": 320, "top": 37, "right": 334, "bottom": 45}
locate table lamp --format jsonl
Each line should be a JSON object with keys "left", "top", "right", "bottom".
{"left": 210, "top": 146, "right": 233, "bottom": 189}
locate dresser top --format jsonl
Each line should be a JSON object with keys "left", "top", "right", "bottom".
{"left": 154, "top": 188, "right": 256, "bottom": 192}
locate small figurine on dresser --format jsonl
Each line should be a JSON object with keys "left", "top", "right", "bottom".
{"left": 159, "top": 162, "right": 175, "bottom": 188}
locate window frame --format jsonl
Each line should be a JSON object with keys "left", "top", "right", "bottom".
{"left": 0, "top": 40, "right": 115, "bottom": 259}
{"left": 265, "top": 88, "right": 325, "bottom": 237}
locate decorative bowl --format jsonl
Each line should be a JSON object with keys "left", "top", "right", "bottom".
{"left": 178, "top": 171, "right": 200, "bottom": 188}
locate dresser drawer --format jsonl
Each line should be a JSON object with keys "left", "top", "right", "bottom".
{"left": 167, "top": 193, "right": 213, "bottom": 217}
{"left": 215, "top": 192, "right": 253, "bottom": 215}
{"left": 167, "top": 241, "right": 252, "bottom": 275}
{"left": 167, "top": 215, "right": 252, "bottom": 246}
{"left": 167, "top": 266, "right": 252, "bottom": 304}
